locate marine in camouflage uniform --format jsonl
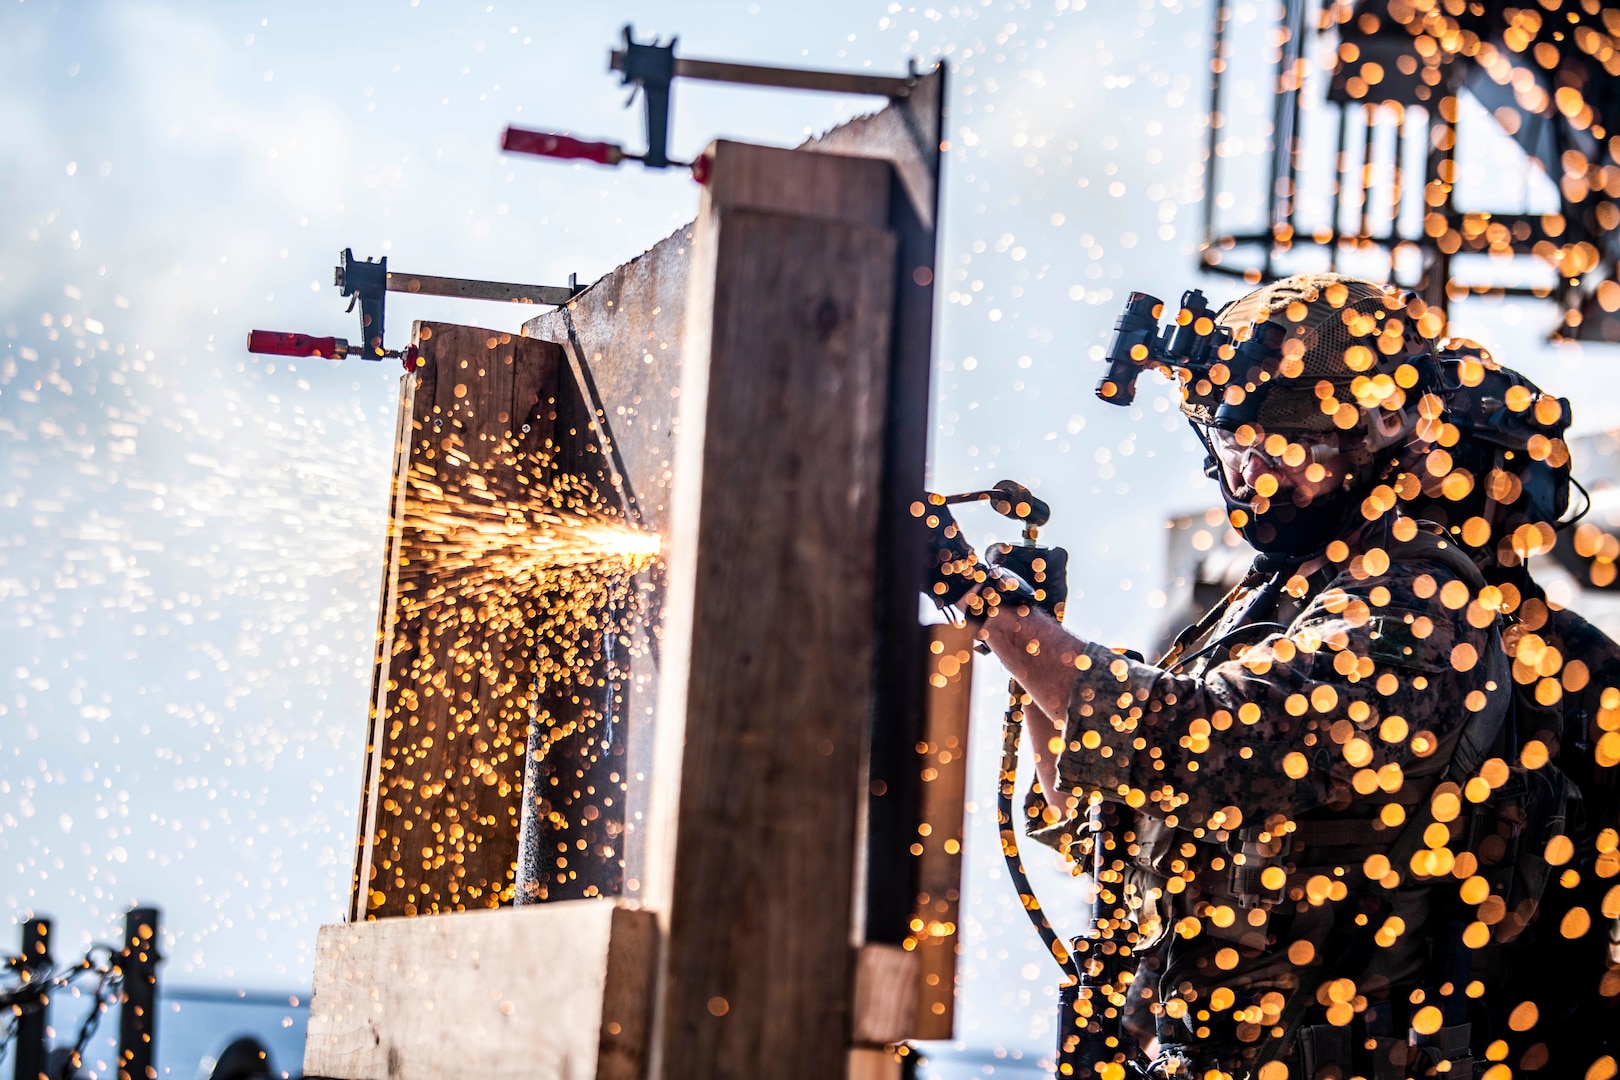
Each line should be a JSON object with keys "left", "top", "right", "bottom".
{"left": 1018, "top": 509, "right": 1508, "bottom": 1079}
{"left": 925, "top": 275, "right": 1597, "bottom": 1079}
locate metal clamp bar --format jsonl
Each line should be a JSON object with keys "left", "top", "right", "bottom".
{"left": 385, "top": 271, "right": 578, "bottom": 307}
{"left": 666, "top": 56, "right": 916, "bottom": 99}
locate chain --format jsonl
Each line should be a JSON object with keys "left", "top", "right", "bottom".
{"left": 0, "top": 944, "right": 121, "bottom": 1079}
{"left": 62, "top": 959, "right": 123, "bottom": 1080}
{"left": 0, "top": 1012, "right": 16, "bottom": 1072}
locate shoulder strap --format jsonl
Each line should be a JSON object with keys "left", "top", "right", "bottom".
{"left": 1388, "top": 525, "right": 1487, "bottom": 591}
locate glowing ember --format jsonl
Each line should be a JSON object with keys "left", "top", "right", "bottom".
{"left": 360, "top": 435, "right": 659, "bottom": 917}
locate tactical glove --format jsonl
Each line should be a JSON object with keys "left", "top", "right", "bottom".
{"left": 988, "top": 542, "right": 1069, "bottom": 621}
{"left": 918, "top": 496, "right": 986, "bottom": 609}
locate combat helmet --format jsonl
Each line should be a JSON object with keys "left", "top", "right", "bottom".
{"left": 1182, "top": 273, "right": 1446, "bottom": 555}
{"left": 1399, "top": 340, "right": 1574, "bottom": 575}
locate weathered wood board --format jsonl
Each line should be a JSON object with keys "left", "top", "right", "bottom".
{"left": 851, "top": 943, "right": 919, "bottom": 1046}
{"left": 351, "top": 322, "right": 622, "bottom": 920}
{"left": 304, "top": 900, "right": 655, "bottom": 1080}
{"left": 911, "top": 623, "right": 974, "bottom": 1039}
{"left": 803, "top": 69, "right": 945, "bottom": 950}
{"left": 647, "top": 141, "right": 898, "bottom": 1080}
{"left": 517, "top": 228, "right": 692, "bottom": 904}
{"left": 521, "top": 228, "right": 691, "bottom": 534}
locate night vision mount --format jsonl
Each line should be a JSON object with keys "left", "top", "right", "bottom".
{"left": 1096, "top": 288, "right": 1230, "bottom": 408}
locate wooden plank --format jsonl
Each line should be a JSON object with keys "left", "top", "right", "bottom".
{"left": 303, "top": 901, "right": 655, "bottom": 1080}
{"left": 803, "top": 72, "right": 945, "bottom": 948}
{"left": 911, "top": 623, "right": 975, "bottom": 1039}
{"left": 702, "top": 141, "right": 892, "bottom": 227}
{"left": 519, "top": 228, "right": 693, "bottom": 903}
{"left": 350, "top": 374, "right": 420, "bottom": 922}
{"left": 846, "top": 1049, "right": 902, "bottom": 1080}
{"left": 353, "top": 322, "right": 583, "bottom": 919}
{"left": 521, "top": 228, "right": 692, "bottom": 533}
{"left": 650, "top": 145, "right": 899, "bottom": 1079}
{"left": 851, "top": 943, "right": 919, "bottom": 1046}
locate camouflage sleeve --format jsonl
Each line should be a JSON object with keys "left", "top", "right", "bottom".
{"left": 1053, "top": 549, "right": 1507, "bottom": 831}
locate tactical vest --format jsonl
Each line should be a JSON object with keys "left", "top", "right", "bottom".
{"left": 1079, "top": 530, "right": 1523, "bottom": 1079}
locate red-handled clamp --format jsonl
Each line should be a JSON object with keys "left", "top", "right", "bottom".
{"left": 501, "top": 128, "right": 627, "bottom": 166}
{"left": 501, "top": 25, "right": 917, "bottom": 179}
{"left": 501, "top": 125, "right": 701, "bottom": 175}
{"left": 246, "top": 330, "right": 350, "bottom": 360}
{"left": 247, "top": 330, "right": 420, "bottom": 371}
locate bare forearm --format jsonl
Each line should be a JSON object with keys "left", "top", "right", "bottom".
{"left": 975, "top": 602, "right": 1086, "bottom": 721}
{"left": 1026, "top": 700, "right": 1061, "bottom": 806}
{"left": 971, "top": 599, "right": 1089, "bottom": 781}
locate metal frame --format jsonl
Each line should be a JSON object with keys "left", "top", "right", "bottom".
{"left": 505, "top": 25, "right": 921, "bottom": 172}
{"left": 1198, "top": 0, "right": 1619, "bottom": 338}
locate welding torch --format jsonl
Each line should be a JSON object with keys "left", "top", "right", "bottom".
{"left": 939, "top": 480, "right": 1134, "bottom": 1077}
{"left": 935, "top": 486, "right": 1079, "bottom": 1017}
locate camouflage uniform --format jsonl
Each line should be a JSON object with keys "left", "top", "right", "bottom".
{"left": 976, "top": 274, "right": 1620, "bottom": 1078}
{"left": 1030, "top": 514, "right": 1513, "bottom": 1078}
{"left": 1481, "top": 590, "right": 1620, "bottom": 1077}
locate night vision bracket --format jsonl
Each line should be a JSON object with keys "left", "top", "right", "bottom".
{"left": 1095, "top": 288, "right": 1230, "bottom": 407}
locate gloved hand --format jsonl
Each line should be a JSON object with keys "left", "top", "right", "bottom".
{"left": 918, "top": 496, "right": 986, "bottom": 609}
{"left": 988, "top": 542, "right": 1069, "bottom": 621}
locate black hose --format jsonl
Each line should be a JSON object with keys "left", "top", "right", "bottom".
{"left": 996, "top": 677, "right": 1079, "bottom": 982}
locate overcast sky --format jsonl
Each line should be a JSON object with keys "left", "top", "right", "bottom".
{"left": 3, "top": 0, "right": 1612, "bottom": 1066}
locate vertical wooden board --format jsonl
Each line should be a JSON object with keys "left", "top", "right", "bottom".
{"left": 911, "top": 623, "right": 974, "bottom": 1039}
{"left": 803, "top": 73, "right": 945, "bottom": 947}
{"left": 351, "top": 374, "right": 420, "bottom": 921}
{"left": 303, "top": 901, "right": 655, "bottom": 1080}
{"left": 658, "top": 206, "right": 897, "bottom": 1079}
{"left": 521, "top": 229, "right": 692, "bottom": 903}
{"left": 846, "top": 1050, "right": 902, "bottom": 1080}
{"left": 353, "top": 322, "right": 568, "bottom": 920}
{"left": 851, "top": 943, "right": 919, "bottom": 1045}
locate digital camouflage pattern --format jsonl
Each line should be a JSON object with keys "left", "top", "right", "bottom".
{"left": 981, "top": 272, "right": 1620, "bottom": 1079}
{"left": 1470, "top": 596, "right": 1620, "bottom": 1079}
{"left": 1025, "top": 509, "right": 1620, "bottom": 1079}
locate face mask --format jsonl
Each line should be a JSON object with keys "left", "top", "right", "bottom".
{"left": 1200, "top": 423, "right": 1378, "bottom": 556}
